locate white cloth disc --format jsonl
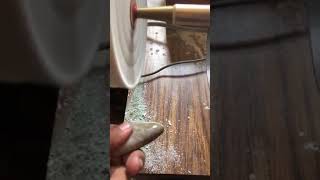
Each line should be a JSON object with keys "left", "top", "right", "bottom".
{"left": 110, "top": 0, "right": 147, "bottom": 89}
{"left": 23, "top": 0, "right": 106, "bottom": 84}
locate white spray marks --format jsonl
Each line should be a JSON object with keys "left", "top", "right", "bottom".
{"left": 125, "top": 85, "right": 150, "bottom": 122}
{"left": 142, "top": 142, "right": 182, "bottom": 173}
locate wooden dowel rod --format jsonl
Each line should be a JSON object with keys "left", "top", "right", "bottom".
{"left": 135, "top": 4, "right": 210, "bottom": 28}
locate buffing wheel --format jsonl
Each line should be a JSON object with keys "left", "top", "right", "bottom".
{"left": 110, "top": 0, "right": 147, "bottom": 89}
{"left": 0, "top": 0, "right": 107, "bottom": 85}
{"left": 25, "top": 0, "right": 106, "bottom": 84}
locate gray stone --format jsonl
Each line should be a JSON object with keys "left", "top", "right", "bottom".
{"left": 114, "top": 122, "right": 164, "bottom": 156}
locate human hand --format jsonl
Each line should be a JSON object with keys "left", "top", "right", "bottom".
{"left": 110, "top": 123, "right": 145, "bottom": 180}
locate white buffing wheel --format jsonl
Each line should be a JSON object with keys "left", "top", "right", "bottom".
{"left": 0, "top": 1, "right": 107, "bottom": 85}
{"left": 22, "top": 0, "right": 106, "bottom": 84}
{"left": 110, "top": 0, "right": 147, "bottom": 89}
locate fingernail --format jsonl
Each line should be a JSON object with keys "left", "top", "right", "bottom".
{"left": 119, "top": 122, "right": 131, "bottom": 131}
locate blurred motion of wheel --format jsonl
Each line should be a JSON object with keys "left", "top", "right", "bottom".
{"left": 0, "top": 0, "right": 107, "bottom": 85}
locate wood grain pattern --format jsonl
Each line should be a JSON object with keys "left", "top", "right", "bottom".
{"left": 125, "top": 0, "right": 210, "bottom": 176}
{"left": 212, "top": 2, "right": 320, "bottom": 180}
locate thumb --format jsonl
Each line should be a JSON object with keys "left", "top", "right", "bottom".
{"left": 110, "top": 122, "right": 133, "bottom": 153}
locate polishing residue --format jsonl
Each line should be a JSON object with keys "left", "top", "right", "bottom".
{"left": 125, "top": 84, "right": 150, "bottom": 122}
{"left": 124, "top": 84, "right": 184, "bottom": 174}
{"left": 142, "top": 142, "right": 183, "bottom": 174}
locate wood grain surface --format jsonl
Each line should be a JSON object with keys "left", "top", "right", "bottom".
{"left": 212, "top": 1, "right": 320, "bottom": 180}
{"left": 125, "top": 0, "right": 210, "bottom": 176}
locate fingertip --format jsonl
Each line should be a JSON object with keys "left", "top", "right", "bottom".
{"left": 138, "top": 158, "right": 144, "bottom": 169}
{"left": 110, "top": 166, "right": 128, "bottom": 180}
{"left": 110, "top": 123, "right": 133, "bottom": 152}
{"left": 126, "top": 156, "right": 143, "bottom": 176}
{"left": 125, "top": 150, "right": 145, "bottom": 176}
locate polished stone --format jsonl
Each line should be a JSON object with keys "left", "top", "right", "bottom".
{"left": 114, "top": 122, "right": 164, "bottom": 156}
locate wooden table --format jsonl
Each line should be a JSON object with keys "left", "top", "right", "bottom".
{"left": 124, "top": 0, "right": 210, "bottom": 177}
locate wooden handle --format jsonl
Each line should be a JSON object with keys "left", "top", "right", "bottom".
{"left": 173, "top": 4, "right": 210, "bottom": 28}
{"left": 166, "top": 0, "right": 210, "bottom": 5}
{"left": 136, "top": 6, "right": 174, "bottom": 23}
{"left": 136, "top": 4, "right": 210, "bottom": 28}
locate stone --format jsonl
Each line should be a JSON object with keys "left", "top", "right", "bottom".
{"left": 113, "top": 122, "right": 164, "bottom": 156}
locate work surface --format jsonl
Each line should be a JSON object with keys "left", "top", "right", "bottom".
{"left": 125, "top": 0, "right": 210, "bottom": 176}
{"left": 212, "top": 1, "right": 320, "bottom": 179}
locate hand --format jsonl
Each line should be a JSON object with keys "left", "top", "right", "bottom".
{"left": 110, "top": 123, "right": 145, "bottom": 180}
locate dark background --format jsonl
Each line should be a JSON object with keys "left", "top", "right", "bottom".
{"left": 212, "top": 0, "right": 320, "bottom": 179}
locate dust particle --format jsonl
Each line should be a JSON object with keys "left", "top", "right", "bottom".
{"left": 304, "top": 142, "right": 320, "bottom": 152}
